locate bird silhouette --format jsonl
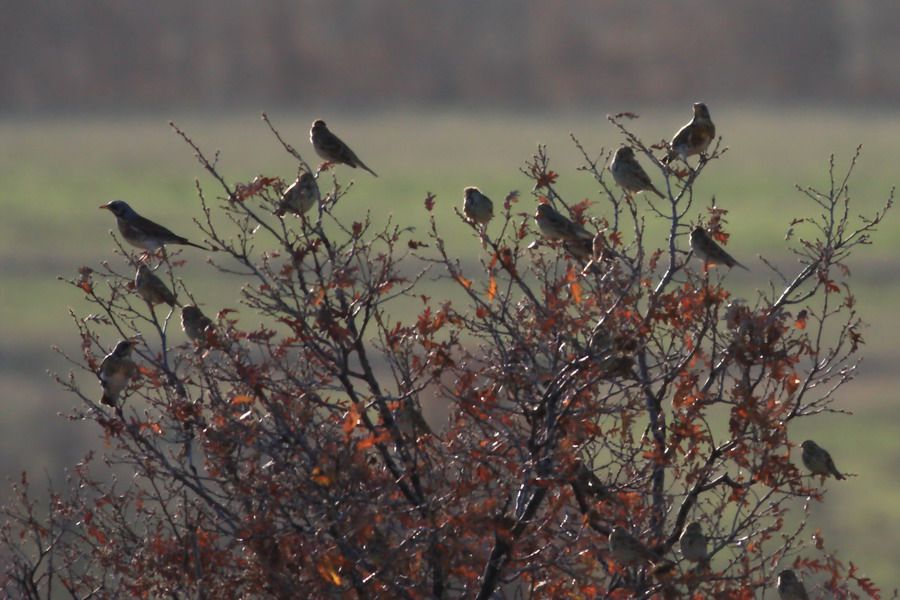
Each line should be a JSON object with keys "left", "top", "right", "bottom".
{"left": 310, "top": 119, "right": 377, "bottom": 177}
{"left": 100, "top": 200, "right": 208, "bottom": 252}
{"left": 663, "top": 102, "right": 716, "bottom": 165}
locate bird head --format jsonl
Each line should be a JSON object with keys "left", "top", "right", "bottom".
{"left": 311, "top": 119, "right": 327, "bottom": 131}
{"left": 99, "top": 200, "right": 134, "bottom": 218}
{"left": 778, "top": 569, "right": 799, "bottom": 582}
{"left": 692, "top": 102, "right": 711, "bottom": 120}
{"left": 614, "top": 146, "right": 635, "bottom": 159}
{"left": 535, "top": 203, "right": 554, "bottom": 219}
{"left": 800, "top": 440, "right": 816, "bottom": 452}
{"left": 182, "top": 305, "right": 203, "bottom": 320}
{"left": 691, "top": 226, "right": 706, "bottom": 241}
{"left": 111, "top": 339, "right": 134, "bottom": 357}
{"left": 464, "top": 186, "right": 481, "bottom": 200}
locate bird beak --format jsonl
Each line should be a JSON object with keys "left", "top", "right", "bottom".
{"left": 99, "top": 202, "right": 110, "bottom": 210}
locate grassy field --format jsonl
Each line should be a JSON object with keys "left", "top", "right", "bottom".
{"left": 1, "top": 107, "right": 898, "bottom": 589}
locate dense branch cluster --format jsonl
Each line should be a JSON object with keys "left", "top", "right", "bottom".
{"left": 1, "top": 110, "right": 892, "bottom": 599}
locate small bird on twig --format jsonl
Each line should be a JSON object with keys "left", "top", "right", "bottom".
{"left": 393, "top": 399, "right": 433, "bottom": 441}
{"left": 98, "top": 340, "right": 136, "bottom": 407}
{"left": 135, "top": 264, "right": 178, "bottom": 308}
{"left": 777, "top": 569, "right": 810, "bottom": 600}
{"left": 535, "top": 203, "right": 592, "bottom": 242}
{"left": 801, "top": 440, "right": 845, "bottom": 480}
{"left": 679, "top": 522, "right": 709, "bottom": 564}
{"left": 690, "top": 227, "right": 748, "bottom": 270}
{"left": 275, "top": 171, "right": 320, "bottom": 217}
{"left": 571, "top": 461, "right": 613, "bottom": 502}
{"left": 310, "top": 119, "right": 377, "bottom": 177}
{"left": 100, "top": 200, "right": 209, "bottom": 252}
{"left": 662, "top": 102, "right": 716, "bottom": 165}
{"left": 608, "top": 527, "right": 661, "bottom": 566}
{"left": 463, "top": 186, "right": 494, "bottom": 225}
{"left": 610, "top": 146, "right": 664, "bottom": 199}
{"left": 181, "top": 305, "right": 215, "bottom": 344}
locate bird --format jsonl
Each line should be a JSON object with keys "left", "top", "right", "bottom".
{"left": 571, "top": 461, "right": 613, "bottom": 502}
{"left": 801, "top": 440, "right": 845, "bottom": 480}
{"left": 309, "top": 119, "right": 377, "bottom": 177}
{"left": 134, "top": 264, "right": 178, "bottom": 307}
{"left": 535, "top": 203, "right": 593, "bottom": 242}
{"left": 679, "top": 522, "right": 708, "bottom": 564}
{"left": 99, "top": 200, "right": 208, "bottom": 252}
{"left": 663, "top": 102, "right": 716, "bottom": 165}
{"left": 463, "top": 187, "right": 494, "bottom": 225}
{"left": 275, "top": 171, "right": 320, "bottom": 217}
{"left": 181, "top": 305, "right": 214, "bottom": 344}
{"left": 393, "top": 400, "right": 433, "bottom": 440}
{"left": 690, "top": 227, "right": 748, "bottom": 270}
{"left": 777, "top": 569, "right": 810, "bottom": 600}
{"left": 608, "top": 527, "right": 660, "bottom": 566}
{"left": 610, "top": 146, "right": 664, "bottom": 199}
{"left": 98, "top": 340, "right": 136, "bottom": 407}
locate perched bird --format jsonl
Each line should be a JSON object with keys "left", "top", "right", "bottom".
{"left": 98, "top": 340, "right": 136, "bottom": 407}
{"left": 801, "top": 440, "right": 845, "bottom": 480}
{"left": 463, "top": 187, "right": 494, "bottom": 225}
{"left": 679, "top": 522, "right": 708, "bottom": 563}
{"left": 393, "top": 400, "right": 433, "bottom": 440}
{"left": 535, "top": 203, "right": 593, "bottom": 242}
{"left": 663, "top": 102, "right": 716, "bottom": 165}
{"left": 181, "top": 305, "right": 214, "bottom": 344}
{"left": 134, "top": 264, "right": 178, "bottom": 307}
{"left": 610, "top": 146, "right": 664, "bottom": 199}
{"left": 608, "top": 527, "right": 660, "bottom": 566}
{"left": 777, "top": 569, "right": 810, "bottom": 600}
{"left": 690, "top": 227, "right": 748, "bottom": 270}
{"left": 571, "top": 461, "right": 613, "bottom": 502}
{"left": 100, "top": 200, "right": 208, "bottom": 252}
{"left": 275, "top": 171, "right": 320, "bottom": 217}
{"left": 310, "top": 119, "right": 377, "bottom": 177}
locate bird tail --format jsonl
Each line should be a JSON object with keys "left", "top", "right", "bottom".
{"left": 186, "top": 240, "right": 216, "bottom": 252}
{"left": 650, "top": 185, "right": 665, "bottom": 199}
{"left": 358, "top": 161, "right": 378, "bottom": 177}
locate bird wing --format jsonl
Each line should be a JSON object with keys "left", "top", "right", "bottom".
{"left": 552, "top": 212, "right": 591, "bottom": 240}
{"left": 131, "top": 213, "right": 190, "bottom": 244}
{"left": 670, "top": 122, "right": 694, "bottom": 150}
{"left": 631, "top": 163, "right": 655, "bottom": 188}
{"left": 326, "top": 134, "right": 361, "bottom": 167}
{"left": 98, "top": 354, "right": 113, "bottom": 379}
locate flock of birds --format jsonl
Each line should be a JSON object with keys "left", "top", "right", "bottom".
{"left": 91, "top": 105, "right": 845, "bottom": 598}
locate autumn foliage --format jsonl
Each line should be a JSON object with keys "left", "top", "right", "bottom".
{"left": 1, "top": 113, "right": 893, "bottom": 599}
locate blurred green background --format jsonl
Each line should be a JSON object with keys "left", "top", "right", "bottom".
{"left": 2, "top": 0, "right": 899, "bottom": 592}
